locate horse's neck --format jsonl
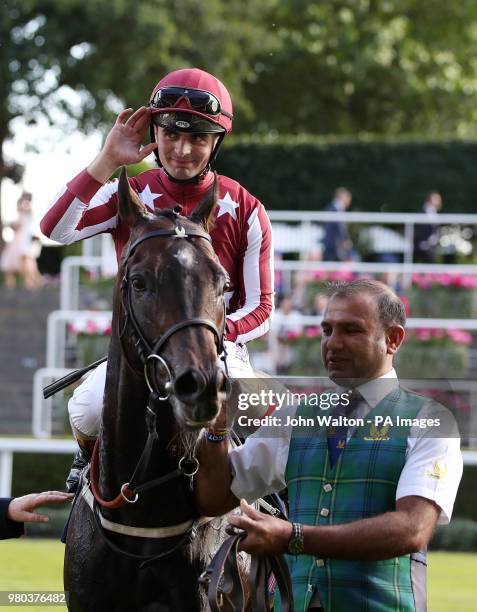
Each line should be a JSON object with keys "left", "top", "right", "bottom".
{"left": 101, "top": 349, "right": 180, "bottom": 479}
{"left": 100, "top": 352, "right": 151, "bottom": 487}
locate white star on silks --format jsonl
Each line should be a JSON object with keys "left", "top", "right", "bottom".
{"left": 138, "top": 185, "right": 162, "bottom": 210}
{"left": 217, "top": 192, "right": 239, "bottom": 221}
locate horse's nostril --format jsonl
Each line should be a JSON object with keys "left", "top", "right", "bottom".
{"left": 174, "top": 369, "right": 207, "bottom": 401}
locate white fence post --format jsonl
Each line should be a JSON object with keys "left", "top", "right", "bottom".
{"left": 0, "top": 450, "right": 13, "bottom": 497}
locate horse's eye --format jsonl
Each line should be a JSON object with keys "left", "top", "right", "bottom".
{"left": 131, "top": 276, "right": 146, "bottom": 292}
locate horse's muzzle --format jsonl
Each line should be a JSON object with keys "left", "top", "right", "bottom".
{"left": 174, "top": 367, "right": 227, "bottom": 425}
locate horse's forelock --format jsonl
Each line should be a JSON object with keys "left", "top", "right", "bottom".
{"left": 151, "top": 208, "right": 208, "bottom": 233}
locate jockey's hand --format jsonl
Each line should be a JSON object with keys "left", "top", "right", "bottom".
{"left": 7, "top": 491, "right": 73, "bottom": 524}
{"left": 88, "top": 107, "right": 158, "bottom": 182}
{"left": 228, "top": 499, "right": 293, "bottom": 555}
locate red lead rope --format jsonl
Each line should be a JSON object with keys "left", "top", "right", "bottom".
{"left": 90, "top": 439, "right": 136, "bottom": 509}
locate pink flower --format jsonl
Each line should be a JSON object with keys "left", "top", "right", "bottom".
{"left": 286, "top": 330, "right": 301, "bottom": 341}
{"left": 312, "top": 271, "right": 329, "bottom": 281}
{"left": 447, "top": 329, "right": 473, "bottom": 346}
{"left": 412, "top": 274, "right": 433, "bottom": 289}
{"left": 330, "top": 270, "right": 355, "bottom": 281}
{"left": 434, "top": 274, "right": 451, "bottom": 287}
{"left": 85, "top": 320, "right": 99, "bottom": 334}
{"left": 305, "top": 326, "right": 321, "bottom": 338}
{"left": 460, "top": 276, "right": 477, "bottom": 288}
{"left": 415, "top": 329, "right": 432, "bottom": 342}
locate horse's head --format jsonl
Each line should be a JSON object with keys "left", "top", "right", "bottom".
{"left": 117, "top": 167, "right": 228, "bottom": 427}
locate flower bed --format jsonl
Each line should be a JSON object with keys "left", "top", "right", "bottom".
{"left": 300, "top": 271, "right": 477, "bottom": 319}
{"left": 67, "top": 317, "right": 112, "bottom": 367}
{"left": 407, "top": 274, "right": 477, "bottom": 318}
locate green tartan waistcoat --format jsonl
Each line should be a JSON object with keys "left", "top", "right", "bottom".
{"left": 282, "top": 387, "right": 425, "bottom": 612}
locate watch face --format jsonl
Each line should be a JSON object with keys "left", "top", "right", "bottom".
{"left": 288, "top": 538, "right": 303, "bottom": 555}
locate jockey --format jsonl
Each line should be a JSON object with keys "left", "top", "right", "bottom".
{"left": 40, "top": 68, "right": 274, "bottom": 492}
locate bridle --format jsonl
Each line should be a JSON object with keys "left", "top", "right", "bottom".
{"left": 119, "top": 223, "right": 226, "bottom": 400}
{"left": 90, "top": 219, "right": 228, "bottom": 516}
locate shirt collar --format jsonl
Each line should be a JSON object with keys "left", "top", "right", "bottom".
{"left": 332, "top": 368, "right": 398, "bottom": 409}
{"left": 355, "top": 368, "right": 398, "bottom": 408}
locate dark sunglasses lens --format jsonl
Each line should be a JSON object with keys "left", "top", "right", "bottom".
{"left": 154, "top": 92, "right": 180, "bottom": 107}
{"left": 153, "top": 88, "right": 220, "bottom": 114}
{"left": 187, "top": 91, "right": 219, "bottom": 114}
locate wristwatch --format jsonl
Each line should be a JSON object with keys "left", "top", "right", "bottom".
{"left": 287, "top": 522, "right": 305, "bottom": 555}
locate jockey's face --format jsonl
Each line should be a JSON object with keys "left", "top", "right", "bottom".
{"left": 154, "top": 126, "right": 218, "bottom": 180}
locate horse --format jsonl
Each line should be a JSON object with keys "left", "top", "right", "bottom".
{"left": 64, "top": 167, "right": 231, "bottom": 611}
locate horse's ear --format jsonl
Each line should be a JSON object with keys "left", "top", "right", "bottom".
{"left": 189, "top": 179, "right": 218, "bottom": 233}
{"left": 118, "top": 166, "right": 148, "bottom": 227}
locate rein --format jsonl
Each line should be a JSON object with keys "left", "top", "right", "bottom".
{"left": 200, "top": 532, "right": 294, "bottom": 612}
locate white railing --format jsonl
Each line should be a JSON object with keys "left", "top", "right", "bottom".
{"left": 46, "top": 310, "right": 112, "bottom": 369}
{"left": 0, "top": 438, "right": 77, "bottom": 497}
{"left": 60, "top": 256, "right": 116, "bottom": 311}
{"left": 32, "top": 368, "right": 75, "bottom": 438}
{"left": 0, "top": 437, "right": 474, "bottom": 498}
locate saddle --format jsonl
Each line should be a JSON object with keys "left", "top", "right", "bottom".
{"left": 199, "top": 532, "right": 293, "bottom": 612}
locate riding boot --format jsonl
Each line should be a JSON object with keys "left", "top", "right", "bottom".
{"left": 66, "top": 438, "right": 96, "bottom": 493}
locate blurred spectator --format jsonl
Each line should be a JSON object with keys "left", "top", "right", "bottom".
{"left": 322, "top": 187, "right": 354, "bottom": 261}
{"left": 1, "top": 219, "right": 22, "bottom": 288}
{"left": 0, "top": 192, "right": 43, "bottom": 289}
{"left": 292, "top": 246, "right": 322, "bottom": 308}
{"left": 414, "top": 191, "right": 442, "bottom": 263}
{"left": 271, "top": 295, "right": 303, "bottom": 374}
{"left": 309, "top": 292, "right": 328, "bottom": 316}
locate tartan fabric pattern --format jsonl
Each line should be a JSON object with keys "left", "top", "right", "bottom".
{"left": 279, "top": 387, "right": 425, "bottom": 612}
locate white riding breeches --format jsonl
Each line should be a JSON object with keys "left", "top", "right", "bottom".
{"left": 68, "top": 341, "right": 255, "bottom": 440}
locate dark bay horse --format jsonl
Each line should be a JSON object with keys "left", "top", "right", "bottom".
{"left": 64, "top": 168, "right": 230, "bottom": 611}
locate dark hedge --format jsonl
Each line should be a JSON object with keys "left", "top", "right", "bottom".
{"left": 216, "top": 136, "right": 477, "bottom": 213}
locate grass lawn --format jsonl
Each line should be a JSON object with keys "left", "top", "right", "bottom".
{"left": 0, "top": 541, "right": 475, "bottom": 610}
{"left": 0, "top": 540, "right": 66, "bottom": 611}
{"left": 428, "top": 551, "right": 476, "bottom": 612}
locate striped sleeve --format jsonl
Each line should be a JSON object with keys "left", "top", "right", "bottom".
{"left": 226, "top": 202, "right": 274, "bottom": 343}
{"left": 40, "top": 169, "right": 119, "bottom": 244}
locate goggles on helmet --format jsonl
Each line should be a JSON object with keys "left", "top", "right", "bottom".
{"left": 150, "top": 86, "right": 233, "bottom": 120}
